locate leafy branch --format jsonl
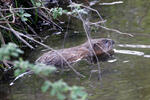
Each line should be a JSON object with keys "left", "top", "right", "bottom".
{"left": 0, "top": 43, "right": 88, "bottom": 100}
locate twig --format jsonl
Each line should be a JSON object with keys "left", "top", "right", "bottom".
{"left": 9, "top": 4, "right": 15, "bottom": 23}
{"left": 99, "top": 25, "right": 134, "bottom": 37}
{"left": 69, "top": 1, "right": 102, "bottom": 80}
{"left": 79, "top": 15, "right": 102, "bottom": 80}
{"left": 0, "top": 31, "right": 5, "bottom": 45}
{"left": 0, "top": 21, "right": 14, "bottom": 23}
{"left": 0, "top": 24, "right": 34, "bottom": 49}
{"left": 0, "top": 24, "right": 85, "bottom": 77}
{"left": 0, "top": 14, "right": 13, "bottom": 20}
{"left": 80, "top": 2, "right": 133, "bottom": 38}
{"left": 0, "top": 23, "right": 85, "bottom": 77}
{"left": 81, "top": 4, "right": 105, "bottom": 23}
{"left": 0, "top": 7, "right": 39, "bottom": 11}
{"left": 0, "top": 12, "right": 34, "bottom": 48}
{"left": 23, "top": 21, "right": 38, "bottom": 35}
{"left": 62, "top": 16, "right": 71, "bottom": 48}
{"left": 88, "top": 20, "right": 107, "bottom": 25}
{"left": 3, "top": 60, "right": 11, "bottom": 68}
{"left": 38, "top": 9, "right": 63, "bottom": 31}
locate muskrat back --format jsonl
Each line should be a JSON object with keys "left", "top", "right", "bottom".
{"left": 36, "top": 38, "right": 115, "bottom": 68}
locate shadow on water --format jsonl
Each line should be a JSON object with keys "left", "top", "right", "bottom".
{"left": 1, "top": 0, "right": 150, "bottom": 100}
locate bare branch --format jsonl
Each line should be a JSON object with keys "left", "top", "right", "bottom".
{"left": 9, "top": 4, "right": 15, "bottom": 23}
{"left": 99, "top": 25, "right": 134, "bottom": 37}
{"left": 69, "top": 1, "right": 102, "bottom": 80}
{"left": 0, "top": 31, "right": 5, "bottom": 45}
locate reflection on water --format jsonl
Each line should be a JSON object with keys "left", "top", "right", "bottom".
{"left": 1, "top": 0, "right": 150, "bottom": 100}
{"left": 99, "top": 1, "right": 123, "bottom": 5}
{"left": 114, "top": 49, "right": 144, "bottom": 56}
{"left": 144, "top": 55, "right": 150, "bottom": 58}
{"left": 108, "top": 59, "right": 117, "bottom": 63}
{"left": 118, "top": 44, "right": 150, "bottom": 48}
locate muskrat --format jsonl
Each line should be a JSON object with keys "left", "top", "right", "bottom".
{"left": 36, "top": 38, "right": 115, "bottom": 68}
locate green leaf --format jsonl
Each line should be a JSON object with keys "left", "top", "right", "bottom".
{"left": 63, "top": 10, "right": 68, "bottom": 13}
{"left": 11, "top": 52, "right": 18, "bottom": 57}
{"left": 0, "top": 43, "right": 23, "bottom": 60}
{"left": 57, "top": 93, "right": 66, "bottom": 100}
{"left": 36, "top": 2, "right": 41, "bottom": 7}
{"left": 19, "top": 9, "right": 24, "bottom": 14}
{"left": 70, "top": 86, "right": 87, "bottom": 100}
{"left": 21, "top": 17, "right": 28, "bottom": 22}
{"left": 41, "top": 81, "right": 51, "bottom": 92}
{"left": 23, "top": 13, "right": 31, "bottom": 17}
{"left": 14, "top": 69, "right": 21, "bottom": 76}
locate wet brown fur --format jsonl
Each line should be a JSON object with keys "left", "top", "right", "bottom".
{"left": 36, "top": 38, "right": 115, "bottom": 68}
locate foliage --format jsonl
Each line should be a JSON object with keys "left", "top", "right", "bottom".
{"left": 50, "top": 7, "right": 68, "bottom": 19}
{"left": 14, "top": 59, "right": 56, "bottom": 76}
{"left": 0, "top": 0, "right": 89, "bottom": 47}
{"left": 17, "top": 9, "right": 31, "bottom": 22}
{"left": 42, "top": 80, "right": 87, "bottom": 100}
{"left": 0, "top": 43, "right": 23, "bottom": 61}
{"left": 0, "top": 43, "right": 88, "bottom": 100}
{"left": 49, "top": 4, "right": 88, "bottom": 19}
{"left": 68, "top": 3, "right": 88, "bottom": 15}
{"left": 0, "top": 0, "right": 90, "bottom": 99}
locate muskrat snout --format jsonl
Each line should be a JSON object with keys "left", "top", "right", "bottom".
{"left": 109, "top": 40, "right": 115, "bottom": 49}
{"left": 110, "top": 40, "right": 115, "bottom": 48}
{"left": 111, "top": 40, "right": 115, "bottom": 45}
{"left": 102, "top": 39, "right": 115, "bottom": 45}
{"left": 102, "top": 39, "right": 115, "bottom": 49}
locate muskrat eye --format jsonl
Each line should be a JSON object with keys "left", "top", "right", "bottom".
{"left": 103, "top": 40, "right": 109, "bottom": 44}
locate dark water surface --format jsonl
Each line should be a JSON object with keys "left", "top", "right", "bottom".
{"left": 1, "top": 0, "right": 150, "bottom": 100}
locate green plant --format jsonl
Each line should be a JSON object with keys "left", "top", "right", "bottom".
{"left": 50, "top": 7, "right": 68, "bottom": 19}
{"left": 17, "top": 9, "right": 31, "bottom": 22}
{"left": 0, "top": 43, "right": 23, "bottom": 61}
{"left": 68, "top": 3, "right": 88, "bottom": 16}
{"left": 42, "top": 80, "right": 87, "bottom": 100}
{"left": 0, "top": 43, "right": 88, "bottom": 100}
{"left": 14, "top": 59, "right": 56, "bottom": 76}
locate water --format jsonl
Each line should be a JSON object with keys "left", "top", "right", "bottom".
{"left": 1, "top": 0, "right": 150, "bottom": 100}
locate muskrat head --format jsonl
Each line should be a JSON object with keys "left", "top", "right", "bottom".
{"left": 91, "top": 38, "right": 115, "bottom": 62}
{"left": 92, "top": 38, "right": 115, "bottom": 54}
